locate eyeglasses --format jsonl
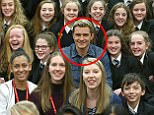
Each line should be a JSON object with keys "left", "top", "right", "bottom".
{"left": 35, "top": 45, "right": 50, "bottom": 50}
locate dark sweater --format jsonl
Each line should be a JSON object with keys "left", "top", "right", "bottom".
{"left": 29, "top": 84, "right": 64, "bottom": 115}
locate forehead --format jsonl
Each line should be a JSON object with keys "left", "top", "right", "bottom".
{"left": 10, "top": 28, "right": 23, "bottom": 33}
{"left": 50, "top": 55, "right": 64, "bottom": 63}
{"left": 133, "top": 3, "right": 146, "bottom": 8}
{"left": 108, "top": 35, "right": 121, "bottom": 41}
{"left": 41, "top": 3, "right": 54, "bottom": 9}
{"left": 92, "top": 1, "right": 104, "bottom": 7}
{"left": 65, "top": 2, "right": 79, "bottom": 9}
{"left": 74, "top": 26, "right": 91, "bottom": 33}
{"left": 1, "top": 0, "right": 14, "bottom": 4}
{"left": 124, "top": 81, "right": 141, "bottom": 87}
{"left": 12, "top": 55, "right": 28, "bottom": 64}
{"left": 83, "top": 63, "right": 100, "bottom": 70}
{"left": 131, "top": 34, "right": 145, "bottom": 42}
{"left": 115, "top": 8, "right": 127, "bottom": 13}
{"left": 36, "top": 38, "right": 48, "bottom": 45}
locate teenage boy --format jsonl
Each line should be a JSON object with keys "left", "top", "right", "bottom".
{"left": 121, "top": 73, "right": 154, "bottom": 115}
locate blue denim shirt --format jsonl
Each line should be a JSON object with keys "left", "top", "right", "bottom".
{"left": 62, "top": 43, "right": 112, "bottom": 87}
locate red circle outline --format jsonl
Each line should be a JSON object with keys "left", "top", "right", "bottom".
{"left": 58, "top": 17, "right": 108, "bottom": 66}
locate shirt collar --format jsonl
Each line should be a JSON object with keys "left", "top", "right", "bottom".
{"left": 127, "top": 102, "right": 139, "bottom": 114}
{"left": 140, "top": 52, "right": 145, "bottom": 64}
{"left": 65, "top": 25, "right": 72, "bottom": 34}
{"left": 4, "top": 19, "right": 11, "bottom": 25}
{"left": 111, "top": 53, "right": 122, "bottom": 63}
{"left": 71, "top": 44, "right": 95, "bottom": 58}
{"left": 136, "top": 21, "right": 143, "bottom": 30}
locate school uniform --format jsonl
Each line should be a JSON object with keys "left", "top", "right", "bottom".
{"left": 95, "top": 18, "right": 114, "bottom": 48}
{"left": 123, "top": 99, "right": 154, "bottom": 115}
{"left": 29, "top": 59, "right": 45, "bottom": 84}
{"left": 109, "top": 53, "right": 140, "bottom": 90}
{"left": 135, "top": 20, "right": 154, "bottom": 51}
{"left": 50, "top": 18, "right": 74, "bottom": 48}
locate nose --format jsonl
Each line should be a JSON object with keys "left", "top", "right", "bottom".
{"left": 12, "top": 36, "right": 17, "bottom": 40}
{"left": 138, "top": 10, "right": 142, "bottom": 14}
{"left": 19, "top": 66, "right": 24, "bottom": 72}
{"left": 89, "top": 72, "right": 95, "bottom": 77}
{"left": 70, "top": 10, "right": 74, "bottom": 14}
{"left": 45, "top": 10, "right": 49, "bottom": 14}
{"left": 119, "top": 14, "right": 124, "bottom": 19}
{"left": 129, "top": 88, "right": 135, "bottom": 93}
{"left": 96, "top": 9, "right": 100, "bottom": 12}
{"left": 6, "top": 5, "right": 9, "bottom": 9}
{"left": 55, "top": 65, "right": 60, "bottom": 70}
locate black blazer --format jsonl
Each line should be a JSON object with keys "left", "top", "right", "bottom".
{"left": 109, "top": 53, "right": 140, "bottom": 90}
{"left": 50, "top": 18, "right": 74, "bottom": 48}
{"left": 29, "top": 58, "right": 44, "bottom": 84}
{"left": 95, "top": 18, "right": 114, "bottom": 48}
{"left": 136, "top": 52, "right": 154, "bottom": 95}
{"left": 137, "top": 20, "right": 154, "bottom": 51}
{"left": 123, "top": 99, "right": 154, "bottom": 115}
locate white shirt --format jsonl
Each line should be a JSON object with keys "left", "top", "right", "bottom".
{"left": 4, "top": 19, "right": 11, "bottom": 25}
{"left": 111, "top": 53, "right": 122, "bottom": 66}
{"left": 136, "top": 21, "right": 143, "bottom": 30}
{"left": 140, "top": 52, "right": 146, "bottom": 64}
{"left": 127, "top": 102, "right": 139, "bottom": 114}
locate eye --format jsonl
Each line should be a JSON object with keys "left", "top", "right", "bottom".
{"left": 59, "top": 63, "right": 65, "bottom": 67}
{"left": 84, "top": 71, "right": 90, "bottom": 74}
{"left": 13, "top": 64, "right": 20, "bottom": 69}
{"left": 51, "top": 63, "right": 57, "bottom": 66}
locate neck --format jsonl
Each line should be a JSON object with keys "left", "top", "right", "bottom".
{"left": 14, "top": 80, "right": 27, "bottom": 90}
{"left": 112, "top": 52, "right": 121, "bottom": 59}
{"left": 76, "top": 46, "right": 89, "bottom": 57}
{"left": 87, "top": 88, "right": 98, "bottom": 100}
{"left": 127, "top": 100, "right": 140, "bottom": 109}
{"left": 86, "top": 89, "right": 98, "bottom": 108}
{"left": 134, "top": 20, "right": 141, "bottom": 27}
{"left": 4, "top": 17, "right": 11, "bottom": 23}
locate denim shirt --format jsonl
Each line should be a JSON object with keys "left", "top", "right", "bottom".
{"left": 62, "top": 43, "right": 112, "bottom": 87}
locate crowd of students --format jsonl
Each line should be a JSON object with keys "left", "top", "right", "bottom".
{"left": 0, "top": 0, "right": 154, "bottom": 115}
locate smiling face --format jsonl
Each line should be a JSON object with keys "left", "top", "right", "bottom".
{"left": 35, "top": 38, "right": 51, "bottom": 62}
{"left": 130, "top": 34, "right": 148, "bottom": 57}
{"left": 73, "top": 26, "right": 93, "bottom": 53}
{"left": 1, "top": 0, "right": 15, "bottom": 20}
{"left": 107, "top": 35, "right": 122, "bottom": 58}
{"left": 89, "top": 1, "right": 105, "bottom": 23}
{"left": 11, "top": 55, "right": 32, "bottom": 82}
{"left": 63, "top": 2, "right": 79, "bottom": 22}
{"left": 114, "top": 8, "right": 127, "bottom": 27}
{"left": 132, "top": 3, "right": 146, "bottom": 23}
{"left": 9, "top": 28, "right": 24, "bottom": 51}
{"left": 49, "top": 56, "right": 66, "bottom": 84}
{"left": 122, "top": 81, "right": 145, "bottom": 106}
{"left": 40, "top": 3, "right": 55, "bottom": 23}
{"left": 83, "top": 63, "right": 102, "bottom": 90}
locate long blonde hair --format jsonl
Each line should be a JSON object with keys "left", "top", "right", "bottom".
{"left": 0, "top": 0, "right": 28, "bottom": 26}
{"left": 69, "top": 58, "right": 111, "bottom": 114}
{"left": 5, "top": 24, "right": 34, "bottom": 63}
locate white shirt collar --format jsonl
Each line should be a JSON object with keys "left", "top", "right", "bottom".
{"left": 4, "top": 19, "right": 11, "bottom": 25}
{"left": 59, "top": 0, "right": 62, "bottom": 8}
{"left": 136, "top": 21, "right": 143, "bottom": 30}
{"left": 127, "top": 102, "right": 139, "bottom": 114}
{"left": 40, "top": 60, "right": 47, "bottom": 66}
{"left": 140, "top": 52, "right": 145, "bottom": 64}
{"left": 111, "top": 53, "right": 122, "bottom": 63}
{"left": 65, "top": 25, "right": 72, "bottom": 34}
{"left": 124, "top": 0, "right": 132, "bottom": 6}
